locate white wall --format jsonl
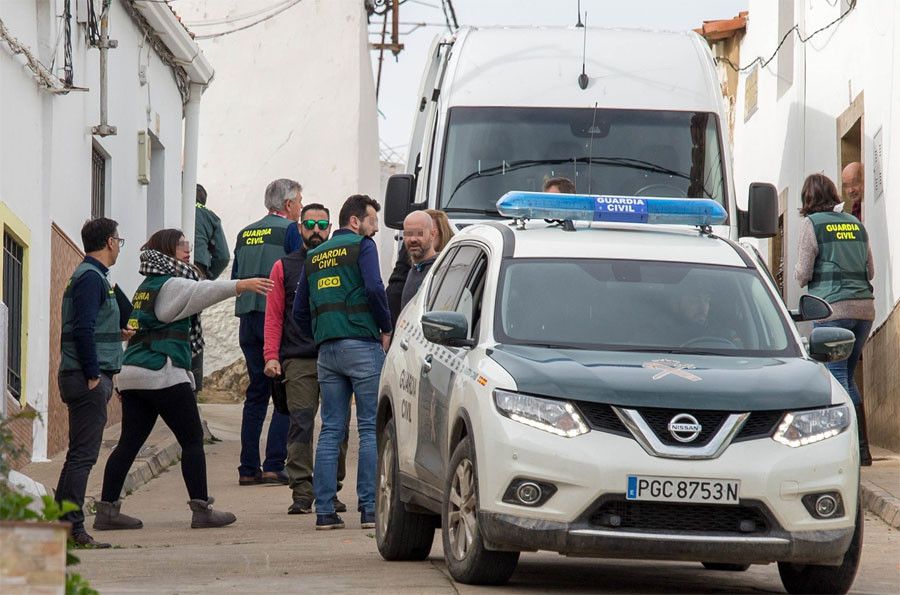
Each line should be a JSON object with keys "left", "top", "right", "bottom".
{"left": 732, "top": 0, "right": 899, "bottom": 326}
{"left": 0, "top": 0, "right": 191, "bottom": 459}
{"left": 174, "top": 0, "right": 382, "bottom": 372}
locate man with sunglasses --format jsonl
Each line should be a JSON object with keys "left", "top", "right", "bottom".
{"left": 293, "top": 194, "right": 392, "bottom": 530}
{"left": 56, "top": 218, "right": 133, "bottom": 547}
{"left": 263, "top": 204, "right": 349, "bottom": 514}
{"left": 232, "top": 179, "right": 303, "bottom": 487}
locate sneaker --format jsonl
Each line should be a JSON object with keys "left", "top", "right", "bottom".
{"left": 261, "top": 470, "right": 289, "bottom": 485}
{"left": 71, "top": 531, "right": 111, "bottom": 549}
{"left": 238, "top": 474, "right": 263, "bottom": 486}
{"left": 360, "top": 510, "right": 376, "bottom": 529}
{"left": 288, "top": 499, "right": 313, "bottom": 515}
{"left": 315, "top": 513, "right": 345, "bottom": 530}
{"left": 333, "top": 496, "right": 347, "bottom": 513}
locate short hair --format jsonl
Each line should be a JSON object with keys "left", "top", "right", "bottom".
{"left": 301, "top": 202, "right": 330, "bottom": 220}
{"left": 800, "top": 173, "right": 841, "bottom": 216}
{"left": 338, "top": 194, "right": 380, "bottom": 228}
{"left": 425, "top": 209, "right": 455, "bottom": 252}
{"left": 81, "top": 217, "right": 119, "bottom": 252}
{"left": 141, "top": 228, "right": 184, "bottom": 258}
{"left": 264, "top": 178, "right": 302, "bottom": 212}
{"left": 543, "top": 176, "right": 576, "bottom": 193}
{"left": 196, "top": 184, "right": 207, "bottom": 205}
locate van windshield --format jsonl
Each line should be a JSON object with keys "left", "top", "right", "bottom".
{"left": 438, "top": 107, "right": 727, "bottom": 218}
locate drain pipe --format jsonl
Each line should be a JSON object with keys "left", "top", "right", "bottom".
{"left": 181, "top": 83, "right": 203, "bottom": 244}
{"left": 91, "top": 1, "right": 117, "bottom": 137}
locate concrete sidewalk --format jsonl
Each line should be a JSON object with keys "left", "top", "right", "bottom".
{"left": 20, "top": 412, "right": 211, "bottom": 518}
{"left": 861, "top": 445, "right": 900, "bottom": 529}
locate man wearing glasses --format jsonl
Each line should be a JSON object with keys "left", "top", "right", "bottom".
{"left": 263, "top": 204, "right": 349, "bottom": 514}
{"left": 56, "top": 218, "right": 133, "bottom": 547}
{"left": 232, "top": 179, "right": 303, "bottom": 486}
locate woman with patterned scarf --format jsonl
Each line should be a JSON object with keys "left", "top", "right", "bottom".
{"left": 93, "top": 229, "right": 273, "bottom": 531}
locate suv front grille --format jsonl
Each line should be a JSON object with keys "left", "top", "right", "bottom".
{"left": 574, "top": 403, "right": 785, "bottom": 444}
{"left": 590, "top": 499, "right": 770, "bottom": 535}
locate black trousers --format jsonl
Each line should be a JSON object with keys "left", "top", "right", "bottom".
{"left": 101, "top": 383, "right": 208, "bottom": 503}
{"left": 55, "top": 371, "right": 113, "bottom": 534}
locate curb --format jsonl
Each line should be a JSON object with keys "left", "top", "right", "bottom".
{"left": 84, "top": 419, "right": 213, "bottom": 516}
{"left": 861, "top": 479, "right": 900, "bottom": 529}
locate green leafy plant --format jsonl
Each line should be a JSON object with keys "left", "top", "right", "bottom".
{"left": 1, "top": 410, "right": 96, "bottom": 595}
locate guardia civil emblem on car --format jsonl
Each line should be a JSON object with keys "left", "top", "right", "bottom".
{"left": 667, "top": 413, "right": 702, "bottom": 443}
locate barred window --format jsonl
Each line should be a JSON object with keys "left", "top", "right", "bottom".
{"left": 3, "top": 232, "right": 25, "bottom": 398}
{"left": 92, "top": 143, "right": 106, "bottom": 219}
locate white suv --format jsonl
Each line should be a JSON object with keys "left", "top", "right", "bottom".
{"left": 375, "top": 195, "right": 862, "bottom": 594}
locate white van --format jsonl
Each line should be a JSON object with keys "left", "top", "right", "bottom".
{"left": 383, "top": 26, "right": 777, "bottom": 238}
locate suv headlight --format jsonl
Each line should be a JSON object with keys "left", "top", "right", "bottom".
{"left": 493, "top": 389, "right": 589, "bottom": 437}
{"left": 772, "top": 405, "right": 851, "bottom": 448}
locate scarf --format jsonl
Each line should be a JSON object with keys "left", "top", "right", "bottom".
{"left": 139, "top": 249, "right": 204, "bottom": 357}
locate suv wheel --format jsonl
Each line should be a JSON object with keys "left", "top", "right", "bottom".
{"left": 375, "top": 418, "right": 435, "bottom": 560}
{"left": 442, "top": 436, "right": 519, "bottom": 585}
{"left": 777, "top": 504, "right": 863, "bottom": 594}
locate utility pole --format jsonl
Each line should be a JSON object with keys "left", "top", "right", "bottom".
{"left": 92, "top": 1, "right": 117, "bottom": 137}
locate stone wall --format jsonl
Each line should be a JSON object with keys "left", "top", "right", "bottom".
{"left": 862, "top": 300, "right": 900, "bottom": 451}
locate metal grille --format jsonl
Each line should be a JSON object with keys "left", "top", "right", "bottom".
{"left": 638, "top": 408, "right": 727, "bottom": 447}
{"left": 590, "top": 499, "right": 770, "bottom": 535}
{"left": 575, "top": 402, "right": 630, "bottom": 435}
{"left": 733, "top": 411, "right": 784, "bottom": 442}
{"left": 3, "top": 233, "right": 25, "bottom": 398}
{"left": 91, "top": 144, "right": 106, "bottom": 218}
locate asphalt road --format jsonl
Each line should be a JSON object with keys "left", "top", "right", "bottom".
{"left": 75, "top": 404, "right": 900, "bottom": 594}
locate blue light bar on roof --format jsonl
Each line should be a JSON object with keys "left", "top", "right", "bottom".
{"left": 496, "top": 191, "right": 728, "bottom": 227}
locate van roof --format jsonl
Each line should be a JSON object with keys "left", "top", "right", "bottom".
{"left": 446, "top": 26, "right": 720, "bottom": 113}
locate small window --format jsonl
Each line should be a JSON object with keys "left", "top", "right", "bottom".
{"left": 91, "top": 143, "right": 107, "bottom": 219}
{"left": 428, "top": 245, "right": 481, "bottom": 312}
{"left": 3, "top": 232, "right": 25, "bottom": 398}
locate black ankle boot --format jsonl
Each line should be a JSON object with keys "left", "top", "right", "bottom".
{"left": 854, "top": 404, "right": 873, "bottom": 466}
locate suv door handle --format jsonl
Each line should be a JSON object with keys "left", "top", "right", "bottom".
{"left": 399, "top": 338, "right": 409, "bottom": 351}
{"left": 421, "top": 354, "right": 433, "bottom": 374}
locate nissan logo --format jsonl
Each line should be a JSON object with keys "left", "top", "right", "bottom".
{"left": 668, "top": 413, "right": 702, "bottom": 443}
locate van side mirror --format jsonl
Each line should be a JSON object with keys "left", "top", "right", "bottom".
{"left": 384, "top": 174, "right": 417, "bottom": 229}
{"left": 421, "top": 311, "right": 475, "bottom": 348}
{"left": 738, "top": 183, "right": 778, "bottom": 238}
{"left": 808, "top": 326, "right": 855, "bottom": 362}
{"left": 790, "top": 295, "right": 833, "bottom": 322}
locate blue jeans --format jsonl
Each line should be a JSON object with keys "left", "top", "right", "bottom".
{"left": 314, "top": 339, "right": 385, "bottom": 515}
{"left": 815, "top": 318, "right": 873, "bottom": 405}
{"left": 238, "top": 311, "right": 289, "bottom": 477}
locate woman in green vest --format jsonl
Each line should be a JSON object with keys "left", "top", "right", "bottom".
{"left": 795, "top": 173, "right": 875, "bottom": 465}
{"left": 93, "top": 229, "right": 273, "bottom": 531}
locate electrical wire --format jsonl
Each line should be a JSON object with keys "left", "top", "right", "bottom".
{"left": 439, "top": 0, "right": 453, "bottom": 32}
{"left": 717, "top": 0, "right": 856, "bottom": 72}
{"left": 193, "top": 0, "right": 303, "bottom": 40}
{"left": 62, "top": 0, "right": 73, "bottom": 86}
{"left": 445, "top": 0, "right": 459, "bottom": 30}
{"left": 183, "top": 0, "right": 297, "bottom": 27}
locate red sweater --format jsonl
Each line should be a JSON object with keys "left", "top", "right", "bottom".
{"left": 263, "top": 259, "right": 285, "bottom": 362}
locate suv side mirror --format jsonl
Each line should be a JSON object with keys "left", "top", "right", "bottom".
{"left": 384, "top": 174, "right": 417, "bottom": 229}
{"left": 807, "top": 326, "right": 855, "bottom": 362}
{"left": 421, "top": 311, "right": 474, "bottom": 348}
{"left": 738, "top": 182, "right": 778, "bottom": 238}
{"left": 790, "top": 295, "right": 833, "bottom": 322}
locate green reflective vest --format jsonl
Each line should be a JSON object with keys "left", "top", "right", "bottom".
{"left": 233, "top": 213, "right": 292, "bottom": 316}
{"left": 122, "top": 275, "right": 191, "bottom": 370}
{"left": 305, "top": 233, "right": 380, "bottom": 345}
{"left": 808, "top": 211, "right": 874, "bottom": 304}
{"left": 60, "top": 261, "right": 123, "bottom": 373}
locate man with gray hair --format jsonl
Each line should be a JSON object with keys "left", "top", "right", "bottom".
{"left": 232, "top": 178, "right": 303, "bottom": 486}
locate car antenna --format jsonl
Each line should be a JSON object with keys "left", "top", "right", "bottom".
{"left": 578, "top": 10, "right": 589, "bottom": 90}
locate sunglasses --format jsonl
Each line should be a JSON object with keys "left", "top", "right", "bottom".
{"left": 301, "top": 219, "right": 330, "bottom": 231}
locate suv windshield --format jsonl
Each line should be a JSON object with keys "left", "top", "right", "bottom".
{"left": 439, "top": 107, "right": 726, "bottom": 218}
{"left": 495, "top": 259, "right": 796, "bottom": 357}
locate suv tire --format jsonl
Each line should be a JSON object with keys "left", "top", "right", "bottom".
{"left": 442, "top": 436, "right": 519, "bottom": 585}
{"left": 375, "top": 418, "right": 435, "bottom": 560}
{"left": 777, "top": 504, "right": 863, "bottom": 594}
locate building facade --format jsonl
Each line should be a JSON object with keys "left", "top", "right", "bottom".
{"left": 702, "top": 0, "right": 899, "bottom": 449}
{"left": 0, "top": 0, "right": 213, "bottom": 462}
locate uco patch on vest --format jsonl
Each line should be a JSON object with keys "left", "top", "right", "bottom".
{"left": 318, "top": 276, "right": 341, "bottom": 289}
